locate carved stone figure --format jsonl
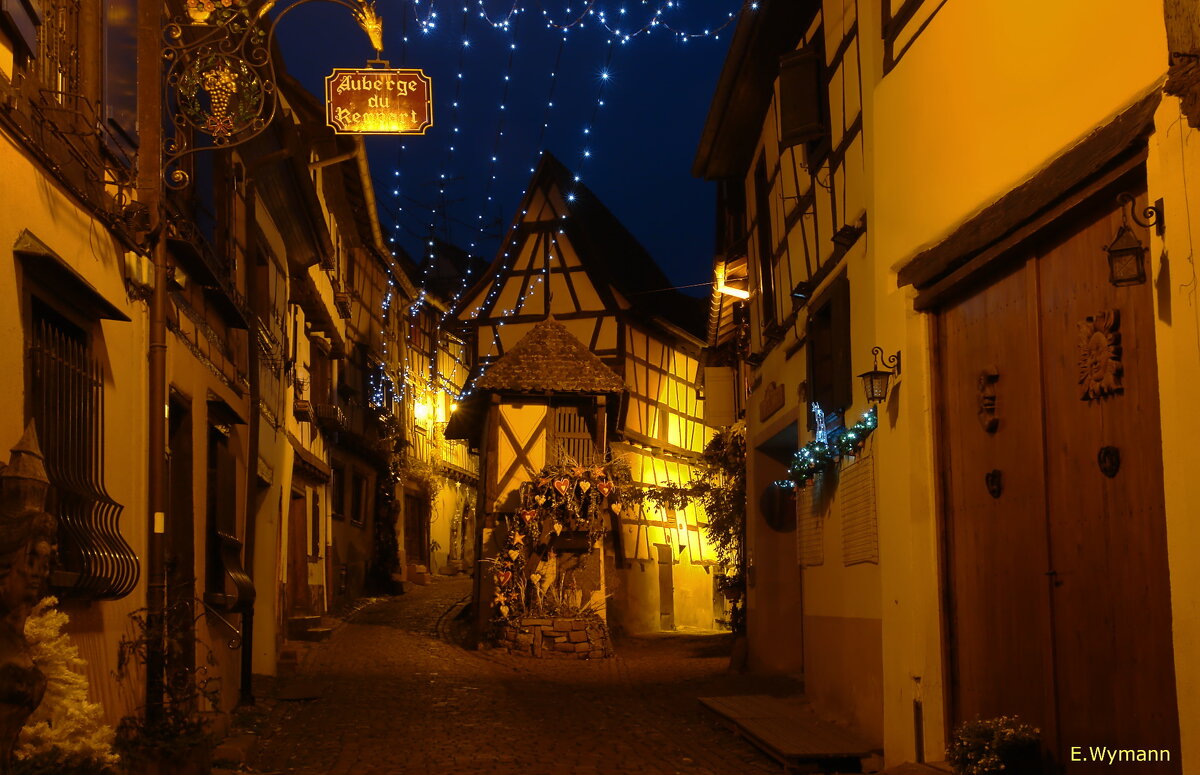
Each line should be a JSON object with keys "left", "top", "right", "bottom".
{"left": 0, "top": 423, "right": 56, "bottom": 773}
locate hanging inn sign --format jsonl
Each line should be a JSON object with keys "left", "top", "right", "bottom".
{"left": 325, "top": 68, "right": 433, "bottom": 135}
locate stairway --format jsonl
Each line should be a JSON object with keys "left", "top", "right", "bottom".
{"left": 286, "top": 614, "right": 333, "bottom": 642}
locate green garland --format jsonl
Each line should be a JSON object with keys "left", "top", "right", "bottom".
{"left": 780, "top": 407, "right": 877, "bottom": 489}
{"left": 490, "top": 456, "right": 638, "bottom": 623}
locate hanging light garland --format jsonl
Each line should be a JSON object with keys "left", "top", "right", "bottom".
{"left": 368, "top": 0, "right": 753, "bottom": 406}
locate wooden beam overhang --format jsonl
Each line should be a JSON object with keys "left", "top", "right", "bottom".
{"left": 692, "top": 0, "right": 817, "bottom": 181}
{"left": 897, "top": 88, "right": 1161, "bottom": 305}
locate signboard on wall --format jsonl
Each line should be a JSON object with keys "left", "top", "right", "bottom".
{"left": 325, "top": 68, "right": 433, "bottom": 135}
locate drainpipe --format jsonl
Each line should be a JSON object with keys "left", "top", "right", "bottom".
{"left": 138, "top": 0, "right": 167, "bottom": 726}
{"left": 239, "top": 173, "right": 261, "bottom": 707}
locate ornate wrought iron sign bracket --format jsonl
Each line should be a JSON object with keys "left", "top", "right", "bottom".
{"left": 163, "top": 0, "right": 384, "bottom": 188}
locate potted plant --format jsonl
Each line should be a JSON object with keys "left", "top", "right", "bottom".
{"left": 947, "top": 715, "right": 1041, "bottom": 775}
{"left": 111, "top": 604, "right": 221, "bottom": 775}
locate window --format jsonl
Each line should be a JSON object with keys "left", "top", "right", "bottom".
{"left": 331, "top": 464, "right": 345, "bottom": 520}
{"left": 311, "top": 492, "right": 321, "bottom": 557}
{"left": 806, "top": 272, "right": 852, "bottom": 420}
{"left": 205, "top": 424, "right": 237, "bottom": 596}
{"left": 753, "top": 158, "right": 777, "bottom": 327}
{"left": 26, "top": 280, "right": 138, "bottom": 601}
{"left": 102, "top": 0, "right": 137, "bottom": 155}
{"left": 777, "top": 46, "right": 828, "bottom": 151}
{"left": 351, "top": 472, "right": 367, "bottom": 526}
{"left": 553, "top": 404, "right": 597, "bottom": 464}
{"left": 34, "top": 0, "right": 80, "bottom": 95}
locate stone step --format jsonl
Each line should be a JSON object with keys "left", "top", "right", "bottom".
{"left": 286, "top": 615, "right": 323, "bottom": 639}
{"left": 294, "top": 626, "right": 333, "bottom": 642}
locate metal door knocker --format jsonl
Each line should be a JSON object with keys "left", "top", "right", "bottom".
{"left": 984, "top": 469, "right": 1003, "bottom": 499}
{"left": 1098, "top": 446, "right": 1121, "bottom": 478}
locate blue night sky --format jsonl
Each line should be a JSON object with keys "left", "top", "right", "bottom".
{"left": 275, "top": 0, "right": 743, "bottom": 299}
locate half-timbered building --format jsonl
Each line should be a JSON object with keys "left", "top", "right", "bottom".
{"left": 449, "top": 153, "right": 719, "bottom": 636}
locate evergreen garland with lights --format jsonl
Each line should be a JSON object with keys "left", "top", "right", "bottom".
{"left": 779, "top": 407, "right": 878, "bottom": 489}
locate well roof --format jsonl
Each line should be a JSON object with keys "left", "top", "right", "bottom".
{"left": 476, "top": 318, "right": 625, "bottom": 394}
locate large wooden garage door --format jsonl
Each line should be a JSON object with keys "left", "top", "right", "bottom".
{"left": 937, "top": 185, "right": 1179, "bottom": 770}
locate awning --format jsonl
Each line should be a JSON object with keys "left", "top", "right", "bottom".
{"left": 15, "top": 231, "right": 131, "bottom": 322}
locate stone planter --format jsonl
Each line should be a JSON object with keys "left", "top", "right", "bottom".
{"left": 496, "top": 615, "right": 612, "bottom": 659}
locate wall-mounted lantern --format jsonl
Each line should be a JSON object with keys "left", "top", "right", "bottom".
{"left": 1105, "top": 193, "right": 1163, "bottom": 287}
{"left": 858, "top": 346, "right": 900, "bottom": 404}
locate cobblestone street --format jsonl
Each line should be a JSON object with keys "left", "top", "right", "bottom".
{"left": 244, "top": 577, "right": 792, "bottom": 775}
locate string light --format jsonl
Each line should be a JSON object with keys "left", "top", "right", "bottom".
{"left": 374, "top": 0, "right": 753, "bottom": 404}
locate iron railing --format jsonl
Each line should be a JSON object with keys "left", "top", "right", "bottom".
{"left": 29, "top": 321, "right": 140, "bottom": 600}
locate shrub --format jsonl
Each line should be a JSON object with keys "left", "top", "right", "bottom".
{"left": 947, "top": 715, "right": 1040, "bottom": 775}
{"left": 14, "top": 597, "right": 119, "bottom": 774}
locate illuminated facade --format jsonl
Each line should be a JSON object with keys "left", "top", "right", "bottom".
{"left": 697, "top": 0, "right": 1197, "bottom": 770}
{"left": 0, "top": 3, "right": 471, "bottom": 734}
{"left": 450, "top": 154, "right": 721, "bottom": 636}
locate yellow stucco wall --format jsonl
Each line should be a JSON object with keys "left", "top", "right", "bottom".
{"left": 0, "top": 131, "right": 150, "bottom": 725}
{"left": 873, "top": 0, "right": 1169, "bottom": 268}
{"left": 866, "top": 0, "right": 1172, "bottom": 765}
{"left": 1148, "top": 95, "right": 1200, "bottom": 775}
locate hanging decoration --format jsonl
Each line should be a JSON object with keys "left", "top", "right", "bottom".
{"left": 325, "top": 67, "right": 433, "bottom": 134}
{"left": 163, "top": 0, "right": 388, "bottom": 187}
{"left": 777, "top": 406, "right": 878, "bottom": 489}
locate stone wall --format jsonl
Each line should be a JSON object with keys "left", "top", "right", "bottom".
{"left": 496, "top": 616, "right": 612, "bottom": 659}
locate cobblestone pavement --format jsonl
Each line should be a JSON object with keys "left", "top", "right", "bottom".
{"left": 244, "top": 576, "right": 798, "bottom": 775}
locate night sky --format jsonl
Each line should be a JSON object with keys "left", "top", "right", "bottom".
{"left": 275, "top": 0, "right": 743, "bottom": 299}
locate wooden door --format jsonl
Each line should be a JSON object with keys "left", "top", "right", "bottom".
{"left": 657, "top": 544, "right": 675, "bottom": 631}
{"left": 937, "top": 187, "right": 1180, "bottom": 770}
{"left": 287, "top": 492, "right": 310, "bottom": 613}
{"left": 1034, "top": 198, "right": 1179, "bottom": 761}
{"left": 404, "top": 493, "right": 428, "bottom": 567}
{"left": 938, "top": 260, "right": 1056, "bottom": 735}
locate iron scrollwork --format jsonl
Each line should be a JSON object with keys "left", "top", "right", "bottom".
{"left": 163, "top": 0, "right": 384, "bottom": 188}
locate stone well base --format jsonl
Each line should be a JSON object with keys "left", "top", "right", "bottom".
{"left": 496, "top": 616, "right": 613, "bottom": 659}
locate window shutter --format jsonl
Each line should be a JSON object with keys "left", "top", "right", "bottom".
{"left": 703, "top": 366, "right": 737, "bottom": 427}
{"left": 777, "top": 48, "right": 826, "bottom": 148}
{"left": 830, "top": 274, "right": 853, "bottom": 412}
{"left": 2, "top": 0, "right": 42, "bottom": 57}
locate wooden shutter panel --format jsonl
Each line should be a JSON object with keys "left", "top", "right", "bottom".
{"left": 806, "top": 272, "right": 852, "bottom": 418}
{"left": 829, "top": 274, "right": 853, "bottom": 412}
{"left": 704, "top": 366, "right": 737, "bottom": 427}
{"left": 777, "top": 48, "right": 826, "bottom": 148}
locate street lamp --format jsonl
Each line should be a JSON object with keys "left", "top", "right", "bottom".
{"left": 858, "top": 346, "right": 900, "bottom": 404}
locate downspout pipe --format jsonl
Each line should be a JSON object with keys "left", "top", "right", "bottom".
{"left": 239, "top": 173, "right": 261, "bottom": 707}
{"left": 139, "top": 0, "right": 167, "bottom": 726}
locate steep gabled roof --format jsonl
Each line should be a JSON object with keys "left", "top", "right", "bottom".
{"left": 476, "top": 317, "right": 625, "bottom": 394}
{"left": 455, "top": 152, "right": 707, "bottom": 341}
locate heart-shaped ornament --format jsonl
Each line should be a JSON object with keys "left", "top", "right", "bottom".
{"left": 534, "top": 495, "right": 546, "bottom": 506}
{"left": 610, "top": 502, "right": 621, "bottom": 515}
{"left": 500, "top": 604, "right": 510, "bottom": 617}
{"left": 553, "top": 477, "right": 571, "bottom": 495}
{"left": 498, "top": 570, "right": 513, "bottom": 586}
{"left": 596, "top": 480, "right": 613, "bottom": 497}
{"left": 508, "top": 549, "right": 520, "bottom": 560}
{"left": 578, "top": 480, "right": 591, "bottom": 493}
{"left": 553, "top": 523, "right": 563, "bottom": 535}
{"left": 520, "top": 509, "right": 537, "bottom": 523}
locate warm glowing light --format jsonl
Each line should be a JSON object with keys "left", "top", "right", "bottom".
{"left": 325, "top": 68, "right": 433, "bottom": 135}
{"left": 715, "top": 264, "right": 749, "bottom": 299}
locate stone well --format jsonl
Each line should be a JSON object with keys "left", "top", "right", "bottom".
{"left": 496, "top": 616, "right": 613, "bottom": 659}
